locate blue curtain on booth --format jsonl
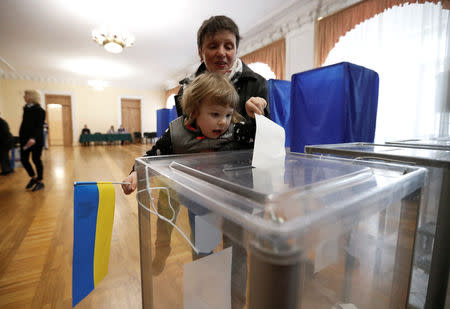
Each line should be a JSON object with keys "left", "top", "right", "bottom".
{"left": 290, "top": 62, "right": 379, "bottom": 153}
{"left": 268, "top": 79, "right": 291, "bottom": 147}
{"left": 157, "top": 109, "right": 171, "bottom": 137}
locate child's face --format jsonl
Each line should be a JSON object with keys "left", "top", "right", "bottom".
{"left": 194, "top": 102, "right": 233, "bottom": 139}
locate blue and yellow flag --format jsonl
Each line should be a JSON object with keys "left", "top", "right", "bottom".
{"left": 72, "top": 182, "right": 115, "bottom": 307}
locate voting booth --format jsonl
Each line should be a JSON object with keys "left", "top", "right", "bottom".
{"left": 305, "top": 142, "right": 450, "bottom": 309}
{"left": 136, "top": 150, "right": 426, "bottom": 309}
{"left": 268, "top": 79, "right": 292, "bottom": 147}
{"left": 290, "top": 62, "right": 379, "bottom": 153}
{"left": 156, "top": 107, "right": 178, "bottom": 138}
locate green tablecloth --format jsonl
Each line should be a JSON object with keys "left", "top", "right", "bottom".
{"left": 79, "top": 133, "right": 133, "bottom": 143}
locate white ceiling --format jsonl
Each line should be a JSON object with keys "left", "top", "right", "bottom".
{"left": 0, "top": 0, "right": 296, "bottom": 91}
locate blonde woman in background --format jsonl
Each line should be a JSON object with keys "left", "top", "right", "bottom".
{"left": 20, "top": 90, "right": 46, "bottom": 191}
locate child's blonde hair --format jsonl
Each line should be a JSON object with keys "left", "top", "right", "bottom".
{"left": 181, "top": 72, "right": 242, "bottom": 124}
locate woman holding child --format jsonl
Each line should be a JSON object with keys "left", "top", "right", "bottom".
{"left": 122, "top": 15, "right": 269, "bottom": 193}
{"left": 121, "top": 15, "right": 270, "bottom": 309}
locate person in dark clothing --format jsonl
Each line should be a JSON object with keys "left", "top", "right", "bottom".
{"left": 117, "top": 125, "right": 127, "bottom": 145}
{"left": 19, "top": 90, "right": 46, "bottom": 191}
{"left": 123, "top": 17, "right": 269, "bottom": 308}
{"left": 81, "top": 124, "right": 91, "bottom": 146}
{"left": 0, "top": 116, "right": 14, "bottom": 175}
{"left": 81, "top": 124, "right": 91, "bottom": 135}
{"left": 174, "top": 15, "right": 270, "bottom": 123}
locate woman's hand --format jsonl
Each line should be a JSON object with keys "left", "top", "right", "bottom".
{"left": 122, "top": 171, "right": 137, "bottom": 195}
{"left": 23, "top": 138, "right": 36, "bottom": 150}
{"left": 245, "top": 97, "right": 267, "bottom": 118}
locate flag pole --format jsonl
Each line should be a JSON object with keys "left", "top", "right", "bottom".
{"left": 74, "top": 182, "right": 131, "bottom": 186}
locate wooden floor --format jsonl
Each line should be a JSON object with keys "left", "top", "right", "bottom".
{"left": 0, "top": 144, "right": 150, "bottom": 309}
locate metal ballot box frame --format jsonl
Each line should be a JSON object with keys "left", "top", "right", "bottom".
{"left": 135, "top": 150, "right": 426, "bottom": 309}
{"left": 305, "top": 142, "right": 450, "bottom": 309}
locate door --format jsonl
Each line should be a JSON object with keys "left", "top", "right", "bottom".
{"left": 121, "top": 98, "right": 141, "bottom": 139}
{"left": 45, "top": 95, "right": 73, "bottom": 146}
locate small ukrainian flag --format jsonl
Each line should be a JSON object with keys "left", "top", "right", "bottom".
{"left": 72, "top": 182, "right": 115, "bottom": 307}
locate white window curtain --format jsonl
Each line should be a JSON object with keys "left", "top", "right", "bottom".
{"left": 324, "top": 2, "right": 450, "bottom": 142}
{"left": 166, "top": 93, "right": 175, "bottom": 109}
{"left": 247, "top": 62, "right": 276, "bottom": 80}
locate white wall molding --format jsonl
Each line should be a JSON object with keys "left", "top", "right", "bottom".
{"left": 1, "top": 72, "right": 155, "bottom": 91}
{"left": 2, "top": 72, "right": 82, "bottom": 86}
{"left": 239, "top": 0, "right": 361, "bottom": 56}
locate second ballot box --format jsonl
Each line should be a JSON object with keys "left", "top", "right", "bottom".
{"left": 135, "top": 150, "right": 426, "bottom": 309}
{"left": 306, "top": 142, "right": 450, "bottom": 309}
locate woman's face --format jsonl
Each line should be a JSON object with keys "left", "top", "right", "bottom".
{"left": 23, "top": 93, "right": 31, "bottom": 103}
{"left": 199, "top": 30, "right": 237, "bottom": 74}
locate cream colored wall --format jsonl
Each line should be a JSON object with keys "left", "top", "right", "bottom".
{"left": 0, "top": 78, "right": 165, "bottom": 144}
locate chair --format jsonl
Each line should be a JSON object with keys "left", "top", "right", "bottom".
{"left": 93, "top": 132, "right": 103, "bottom": 145}
{"left": 134, "top": 132, "right": 142, "bottom": 144}
{"left": 143, "top": 132, "right": 157, "bottom": 144}
{"left": 10, "top": 136, "right": 21, "bottom": 169}
{"left": 143, "top": 132, "right": 151, "bottom": 144}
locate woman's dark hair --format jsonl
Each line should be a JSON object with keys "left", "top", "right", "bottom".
{"left": 197, "top": 15, "right": 241, "bottom": 49}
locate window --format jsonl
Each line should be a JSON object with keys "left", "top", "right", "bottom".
{"left": 166, "top": 93, "right": 175, "bottom": 109}
{"left": 247, "top": 62, "right": 276, "bottom": 80}
{"left": 324, "top": 3, "right": 449, "bottom": 142}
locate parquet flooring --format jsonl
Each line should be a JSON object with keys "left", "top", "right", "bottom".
{"left": 0, "top": 144, "right": 149, "bottom": 309}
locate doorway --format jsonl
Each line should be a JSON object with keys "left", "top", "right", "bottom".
{"left": 45, "top": 95, "right": 73, "bottom": 146}
{"left": 121, "top": 98, "right": 141, "bottom": 139}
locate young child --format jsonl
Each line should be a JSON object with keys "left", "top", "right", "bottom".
{"left": 122, "top": 72, "right": 254, "bottom": 194}
{"left": 122, "top": 72, "right": 259, "bottom": 308}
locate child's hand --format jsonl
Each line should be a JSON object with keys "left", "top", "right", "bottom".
{"left": 122, "top": 171, "right": 137, "bottom": 195}
{"left": 245, "top": 97, "right": 267, "bottom": 118}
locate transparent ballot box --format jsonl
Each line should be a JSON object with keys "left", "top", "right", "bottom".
{"left": 305, "top": 143, "right": 450, "bottom": 309}
{"left": 135, "top": 150, "right": 426, "bottom": 309}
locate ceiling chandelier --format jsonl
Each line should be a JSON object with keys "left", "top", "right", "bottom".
{"left": 92, "top": 27, "right": 135, "bottom": 54}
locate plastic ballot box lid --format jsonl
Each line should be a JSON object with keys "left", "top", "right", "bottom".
{"left": 386, "top": 137, "right": 450, "bottom": 151}
{"left": 135, "top": 150, "right": 426, "bottom": 259}
{"left": 306, "top": 142, "right": 450, "bottom": 168}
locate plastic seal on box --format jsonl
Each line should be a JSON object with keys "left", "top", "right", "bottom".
{"left": 137, "top": 165, "right": 200, "bottom": 254}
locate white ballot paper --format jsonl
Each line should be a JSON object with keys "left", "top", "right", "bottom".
{"left": 252, "top": 114, "right": 286, "bottom": 168}
{"left": 183, "top": 247, "right": 232, "bottom": 309}
{"left": 195, "top": 213, "right": 221, "bottom": 253}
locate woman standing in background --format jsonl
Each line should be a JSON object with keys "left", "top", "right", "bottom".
{"left": 20, "top": 90, "right": 45, "bottom": 192}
